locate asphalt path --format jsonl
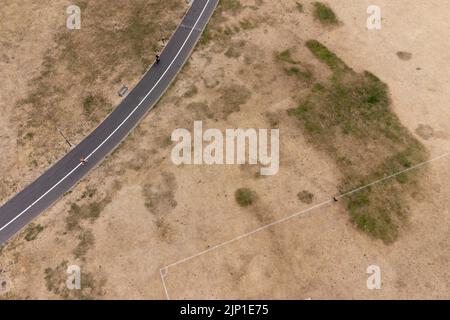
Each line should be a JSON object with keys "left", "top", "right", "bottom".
{"left": 0, "top": 0, "right": 219, "bottom": 246}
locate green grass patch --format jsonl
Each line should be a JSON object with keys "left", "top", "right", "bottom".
{"left": 82, "top": 95, "right": 95, "bottom": 115}
{"left": 277, "top": 49, "right": 312, "bottom": 82}
{"left": 285, "top": 67, "right": 313, "bottom": 82}
{"left": 187, "top": 101, "right": 214, "bottom": 119}
{"left": 306, "top": 40, "right": 347, "bottom": 71}
{"left": 235, "top": 188, "right": 256, "bottom": 207}
{"left": 276, "top": 49, "right": 300, "bottom": 64}
{"left": 286, "top": 40, "right": 428, "bottom": 243}
{"left": 313, "top": 2, "right": 338, "bottom": 25}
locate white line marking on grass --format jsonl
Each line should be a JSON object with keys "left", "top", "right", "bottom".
{"left": 160, "top": 268, "right": 170, "bottom": 300}
{"left": 160, "top": 150, "right": 450, "bottom": 299}
{"left": 165, "top": 199, "right": 334, "bottom": 270}
{"left": 0, "top": 0, "right": 212, "bottom": 232}
{"left": 336, "top": 151, "right": 450, "bottom": 200}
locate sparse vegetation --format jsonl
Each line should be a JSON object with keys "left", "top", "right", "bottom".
{"left": 276, "top": 49, "right": 313, "bottom": 82}
{"left": 44, "top": 260, "right": 104, "bottom": 299}
{"left": 82, "top": 94, "right": 110, "bottom": 119}
{"left": 81, "top": 187, "right": 97, "bottom": 199}
{"left": 313, "top": 2, "right": 338, "bottom": 25}
{"left": 199, "top": 0, "right": 243, "bottom": 47}
{"left": 276, "top": 49, "right": 300, "bottom": 64}
{"left": 143, "top": 172, "right": 178, "bottom": 212}
{"left": 65, "top": 196, "right": 111, "bottom": 231}
{"left": 14, "top": 0, "right": 184, "bottom": 170}
{"left": 225, "top": 40, "right": 246, "bottom": 59}
{"left": 296, "top": 2, "right": 304, "bottom": 13}
{"left": 183, "top": 85, "right": 198, "bottom": 98}
{"left": 239, "top": 18, "right": 258, "bottom": 30}
{"left": 287, "top": 40, "right": 428, "bottom": 243}
{"left": 297, "top": 191, "right": 314, "bottom": 204}
{"left": 217, "top": 84, "right": 252, "bottom": 118}
{"left": 285, "top": 66, "right": 313, "bottom": 82}
{"left": 187, "top": 102, "right": 214, "bottom": 119}
{"left": 306, "top": 40, "right": 347, "bottom": 71}
{"left": 235, "top": 188, "right": 257, "bottom": 207}
{"left": 24, "top": 223, "right": 44, "bottom": 241}
{"left": 73, "top": 229, "right": 95, "bottom": 259}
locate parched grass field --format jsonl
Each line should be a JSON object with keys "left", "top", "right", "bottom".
{"left": 0, "top": 0, "right": 449, "bottom": 299}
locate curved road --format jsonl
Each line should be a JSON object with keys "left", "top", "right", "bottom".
{"left": 0, "top": 0, "right": 219, "bottom": 245}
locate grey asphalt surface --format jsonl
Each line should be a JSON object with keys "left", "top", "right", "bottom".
{"left": 0, "top": 0, "right": 219, "bottom": 246}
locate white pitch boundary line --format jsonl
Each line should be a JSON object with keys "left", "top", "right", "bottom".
{"left": 160, "top": 268, "right": 170, "bottom": 300}
{"left": 159, "top": 150, "right": 450, "bottom": 299}
{"left": 0, "top": 0, "right": 212, "bottom": 233}
{"left": 336, "top": 151, "right": 450, "bottom": 200}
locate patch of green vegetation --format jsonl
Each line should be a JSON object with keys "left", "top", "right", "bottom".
{"left": 312, "top": 83, "right": 325, "bottom": 92}
{"left": 44, "top": 260, "right": 104, "bottom": 299}
{"left": 296, "top": 2, "right": 304, "bottom": 13}
{"left": 24, "top": 223, "right": 44, "bottom": 241}
{"left": 65, "top": 196, "right": 111, "bottom": 231}
{"left": 23, "top": 132, "right": 34, "bottom": 141}
{"left": 276, "top": 49, "right": 300, "bottom": 64}
{"left": 306, "top": 40, "right": 347, "bottom": 71}
{"left": 297, "top": 190, "right": 314, "bottom": 204}
{"left": 199, "top": 0, "right": 243, "bottom": 47}
{"left": 286, "top": 40, "right": 428, "bottom": 243}
{"left": 82, "top": 95, "right": 95, "bottom": 115}
{"left": 66, "top": 203, "right": 82, "bottom": 231}
{"left": 123, "top": 8, "right": 157, "bottom": 69}
{"left": 265, "top": 112, "right": 280, "bottom": 128}
{"left": 313, "top": 2, "right": 338, "bottom": 25}
{"left": 285, "top": 66, "right": 313, "bottom": 82}
{"left": 235, "top": 188, "right": 256, "bottom": 207}
{"left": 277, "top": 49, "right": 312, "bottom": 83}
{"left": 44, "top": 261, "right": 68, "bottom": 295}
